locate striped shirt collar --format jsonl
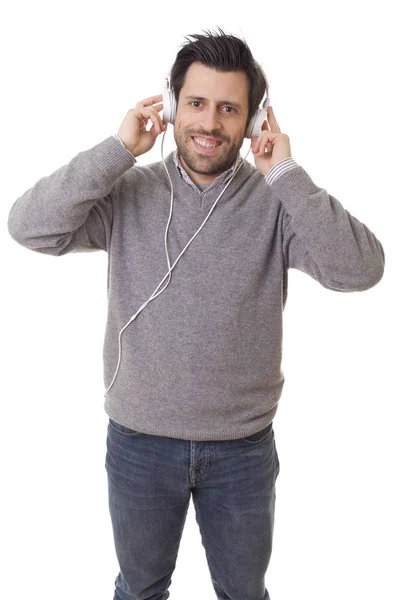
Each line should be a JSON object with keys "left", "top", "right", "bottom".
{"left": 173, "top": 149, "right": 242, "bottom": 192}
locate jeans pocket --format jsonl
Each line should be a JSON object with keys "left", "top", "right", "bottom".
{"left": 108, "top": 418, "right": 141, "bottom": 437}
{"left": 240, "top": 422, "right": 273, "bottom": 444}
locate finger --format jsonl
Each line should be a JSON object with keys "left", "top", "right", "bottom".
{"left": 137, "top": 106, "right": 165, "bottom": 134}
{"left": 255, "top": 132, "right": 265, "bottom": 157}
{"left": 144, "top": 102, "right": 164, "bottom": 114}
{"left": 267, "top": 106, "right": 281, "bottom": 133}
{"left": 258, "top": 136, "right": 267, "bottom": 157}
{"left": 251, "top": 135, "right": 261, "bottom": 153}
{"left": 148, "top": 121, "right": 159, "bottom": 139}
{"left": 146, "top": 107, "right": 165, "bottom": 133}
{"left": 252, "top": 130, "right": 268, "bottom": 153}
{"left": 149, "top": 112, "right": 168, "bottom": 136}
{"left": 263, "top": 130, "right": 273, "bottom": 154}
{"left": 137, "top": 94, "right": 163, "bottom": 108}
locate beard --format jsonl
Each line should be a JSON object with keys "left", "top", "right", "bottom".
{"left": 173, "top": 124, "right": 244, "bottom": 177}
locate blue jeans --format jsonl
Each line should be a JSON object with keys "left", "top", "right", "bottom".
{"left": 105, "top": 418, "right": 280, "bottom": 600}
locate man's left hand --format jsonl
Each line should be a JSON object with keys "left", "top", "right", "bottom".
{"left": 251, "top": 106, "right": 292, "bottom": 176}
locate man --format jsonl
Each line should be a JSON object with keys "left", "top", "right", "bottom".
{"left": 7, "top": 27, "right": 384, "bottom": 600}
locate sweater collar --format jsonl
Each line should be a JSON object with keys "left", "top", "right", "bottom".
{"left": 173, "top": 149, "right": 242, "bottom": 194}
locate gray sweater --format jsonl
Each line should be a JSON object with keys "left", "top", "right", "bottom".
{"left": 7, "top": 135, "right": 385, "bottom": 441}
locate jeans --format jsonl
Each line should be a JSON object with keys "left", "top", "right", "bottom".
{"left": 105, "top": 418, "right": 280, "bottom": 600}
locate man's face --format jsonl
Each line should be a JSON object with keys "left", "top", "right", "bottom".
{"left": 173, "top": 62, "right": 249, "bottom": 185}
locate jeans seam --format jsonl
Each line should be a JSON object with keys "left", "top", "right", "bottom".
{"left": 193, "top": 494, "right": 227, "bottom": 598}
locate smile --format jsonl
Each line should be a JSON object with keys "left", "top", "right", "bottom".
{"left": 192, "top": 136, "right": 222, "bottom": 148}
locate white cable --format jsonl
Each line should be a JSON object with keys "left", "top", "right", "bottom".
{"left": 104, "top": 131, "right": 252, "bottom": 397}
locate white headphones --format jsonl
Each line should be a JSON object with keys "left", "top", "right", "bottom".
{"left": 162, "top": 68, "right": 270, "bottom": 138}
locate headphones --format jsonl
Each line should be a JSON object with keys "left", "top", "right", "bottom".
{"left": 162, "top": 68, "right": 270, "bottom": 138}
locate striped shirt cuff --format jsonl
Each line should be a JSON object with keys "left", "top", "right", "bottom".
{"left": 113, "top": 134, "right": 137, "bottom": 162}
{"left": 265, "top": 157, "right": 299, "bottom": 186}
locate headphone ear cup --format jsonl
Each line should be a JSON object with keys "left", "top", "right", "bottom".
{"left": 169, "top": 89, "right": 177, "bottom": 125}
{"left": 162, "top": 79, "right": 177, "bottom": 126}
{"left": 246, "top": 106, "right": 268, "bottom": 138}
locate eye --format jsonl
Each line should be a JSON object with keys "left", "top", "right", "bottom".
{"left": 191, "top": 101, "right": 202, "bottom": 108}
{"left": 222, "top": 106, "right": 236, "bottom": 113}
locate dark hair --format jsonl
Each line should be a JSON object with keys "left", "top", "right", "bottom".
{"left": 170, "top": 27, "right": 268, "bottom": 130}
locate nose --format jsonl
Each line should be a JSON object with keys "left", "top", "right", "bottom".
{"left": 200, "top": 105, "right": 222, "bottom": 135}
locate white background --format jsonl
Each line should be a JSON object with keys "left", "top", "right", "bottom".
{"left": 1, "top": 1, "right": 399, "bottom": 599}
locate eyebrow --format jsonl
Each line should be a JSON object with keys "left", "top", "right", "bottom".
{"left": 184, "top": 95, "right": 243, "bottom": 110}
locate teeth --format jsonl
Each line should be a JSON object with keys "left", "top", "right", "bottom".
{"left": 194, "top": 137, "right": 221, "bottom": 148}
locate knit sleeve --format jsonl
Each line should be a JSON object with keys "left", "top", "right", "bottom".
{"left": 271, "top": 165, "right": 385, "bottom": 292}
{"left": 7, "top": 135, "right": 135, "bottom": 255}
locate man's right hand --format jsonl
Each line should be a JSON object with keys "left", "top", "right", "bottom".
{"left": 117, "top": 94, "right": 167, "bottom": 158}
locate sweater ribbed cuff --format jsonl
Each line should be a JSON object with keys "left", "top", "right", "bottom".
{"left": 265, "top": 157, "right": 299, "bottom": 186}
{"left": 113, "top": 134, "right": 137, "bottom": 163}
